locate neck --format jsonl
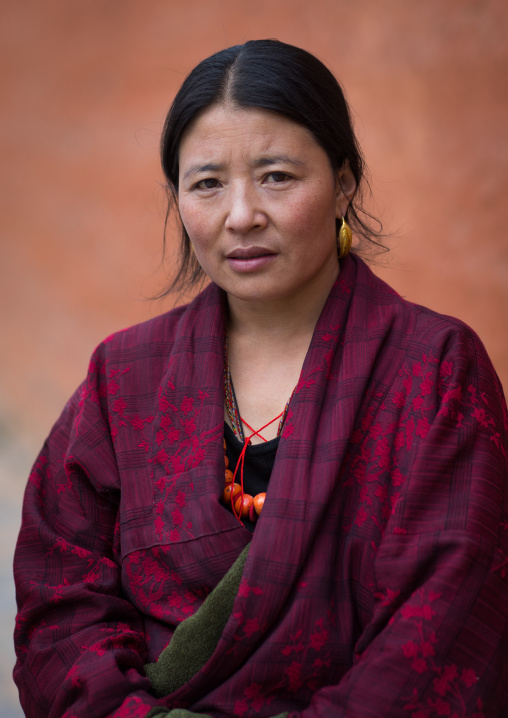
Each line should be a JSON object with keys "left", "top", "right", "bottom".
{"left": 224, "top": 261, "right": 340, "bottom": 444}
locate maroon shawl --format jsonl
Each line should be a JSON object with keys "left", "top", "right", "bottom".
{"left": 14, "top": 255, "right": 508, "bottom": 717}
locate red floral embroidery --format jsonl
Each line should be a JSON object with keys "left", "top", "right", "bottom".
{"left": 238, "top": 580, "right": 263, "bottom": 598}
{"left": 113, "top": 694, "right": 154, "bottom": 717}
{"left": 401, "top": 589, "right": 482, "bottom": 717}
{"left": 124, "top": 547, "right": 207, "bottom": 620}
{"left": 233, "top": 681, "right": 277, "bottom": 716}
{"left": 151, "top": 378, "right": 219, "bottom": 542}
{"left": 278, "top": 617, "right": 333, "bottom": 696}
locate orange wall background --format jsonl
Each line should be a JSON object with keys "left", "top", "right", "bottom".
{"left": 1, "top": 1, "right": 507, "bottom": 713}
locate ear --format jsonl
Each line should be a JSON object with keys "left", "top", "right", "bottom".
{"left": 335, "top": 160, "right": 357, "bottom": 219}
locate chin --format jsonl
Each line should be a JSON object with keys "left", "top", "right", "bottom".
{"left": 228, "top": 285, "right": 295, "bottom": 305}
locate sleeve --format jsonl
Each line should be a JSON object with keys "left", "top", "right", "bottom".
{"left": 292, "top": 325, "right": 508, "bottom": 717}
{"left": 13, "top": 347, "right": 163, "bottom": 717}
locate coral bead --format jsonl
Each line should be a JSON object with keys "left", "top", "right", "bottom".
{"left": 223, "top": 483, "right": 242, "bottom": 504}
{"left": 225, "top": 469, "right": 234, "bottom": 484}
{"left": 234, "top": 493, "right": 253, "bottom": 518}
{"left": 253, "top": 493, "right": 266, "bottom": 515}
{"left": 224, "top": 455, "right": 229, "bottom": 468}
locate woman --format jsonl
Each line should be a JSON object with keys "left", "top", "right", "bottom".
{"left": 13, "top": 40, "right": 508, "bottom": 718}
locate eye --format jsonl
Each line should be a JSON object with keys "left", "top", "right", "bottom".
{"left": 265, "top": 171, "right": 291, "bottom": 183}
{"left": 195, "top": 178, "right": 221, "bottom": 190}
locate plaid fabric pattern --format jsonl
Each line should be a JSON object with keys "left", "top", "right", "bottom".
{"left": 14, "top": 255, "right": 508, "bottom": 717}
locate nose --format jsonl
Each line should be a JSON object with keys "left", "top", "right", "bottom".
{"left": 224, "top": 183, "right": 267, "bottom": 233}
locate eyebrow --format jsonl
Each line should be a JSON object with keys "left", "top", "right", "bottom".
{"left": 251, "top": 155, "right": 305, "bottom": 169}
{"left": 182, "top": 155, "right": 305, "bottom": 180}
{"left": 182, "top": 163, "right": 224, "bottom": 181}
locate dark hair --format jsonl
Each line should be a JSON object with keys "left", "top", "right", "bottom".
{"left": 159, "top": 39, "right": 384, "bottom": 296}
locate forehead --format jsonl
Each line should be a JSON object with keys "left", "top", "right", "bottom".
{"left": 178, "top": 104, "right": 321, "bottom": 163}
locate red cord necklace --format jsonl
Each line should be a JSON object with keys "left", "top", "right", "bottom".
{"left": 223, "top": 340, "right": 294, "bottom": 523}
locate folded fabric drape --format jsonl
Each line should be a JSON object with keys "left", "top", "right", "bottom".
{"left": 145, "top": 545, "right": 251, "bottom": 697}
{"left": 14, "top": 254, "right": 508, "bottom": 717}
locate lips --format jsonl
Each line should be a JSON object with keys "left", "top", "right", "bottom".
{"left": 226, "top": 246, "right": 277, "bottom": 273}
{"left": 226, "top": 246, "right": 276, "bottom": 259}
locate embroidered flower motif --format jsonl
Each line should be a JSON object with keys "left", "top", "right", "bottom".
{"left": 439, "top": 361, "right": 453, "bottom": 377}
{"left": 243, "top": 617, "right": 260, "bottom": 638}
{"left": 238, "top": 580, "right": 263, "bottom": 598}
{"left": 309, "top": 627, "right": 329, "bottom": 651}
{"left": 401, "top": 589, "right": 482, "bottom": 717}
{"left": 180, "top": 396, "right": 194, "bottom": 415}
{"left": 151, "top": 381, "right": 220, "bottom": 542}
{"left": 460, "top": 668, "right": 478, "bottom": 688}
{"left": 112, "top": 397, "right": 127, "bottom": 415}
{"left": 416, "top": 417, "right": 430, "bottom": 439}
{"left": 234, "top": 699, "right": 248, "bottom": 717}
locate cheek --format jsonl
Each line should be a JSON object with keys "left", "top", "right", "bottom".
{"left": 281, "top": 191, "right": 337, "bottom": 243}
{"left": 178, "top": 202, "right": 212, "bottom": 245}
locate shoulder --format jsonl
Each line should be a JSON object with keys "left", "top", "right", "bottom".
{"left": 349, "top": 256, "right": 507, "bottom": 419}
{"left": 407, "top": 300, "right": 498, "bottom": 389}
{"left": 66, "top": 282, "right": 226, "bottom": 422}
{"left": 363, "top": 270, "right": 508, "bottom": 442}
{"left": 352, "top": 254, "right": 495, "bottom": 366}
{"left": 92, "top": 282, "right": 224, "bottom": 362}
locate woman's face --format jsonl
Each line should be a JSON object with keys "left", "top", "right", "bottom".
{"left": 177, "top": 104, "right": 352, "bottom": 307}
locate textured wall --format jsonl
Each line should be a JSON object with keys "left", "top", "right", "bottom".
{"left": 1, "top": 1, "right": 507, "bottom": 713}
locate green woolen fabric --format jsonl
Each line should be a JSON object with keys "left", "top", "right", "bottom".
{"left": 144, "top": 544, "right": 289, "bottom": 718}
{"left": 145, "top": 544, "right": 250, "bottom": 698}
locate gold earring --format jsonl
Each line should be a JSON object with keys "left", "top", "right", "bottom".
{"left": 338, "top": 216, "right": 352, "bottom": 259}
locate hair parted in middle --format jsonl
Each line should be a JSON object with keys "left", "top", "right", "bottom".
{"left": 159, "top": 39, "right": 384, "bottom": 296}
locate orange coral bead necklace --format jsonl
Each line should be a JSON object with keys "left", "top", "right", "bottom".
{"left": 223, "top": 340, "right": 294, "bottom": 523}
